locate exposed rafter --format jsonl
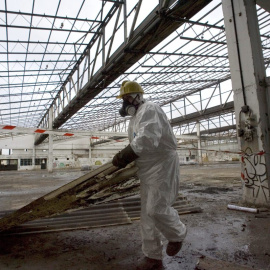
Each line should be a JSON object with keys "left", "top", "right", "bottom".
{"left": 0, "top": 0, "right": 269, "bottom": 144}
{"left": 35, "top": 0, "right": 213, "bottom": 145}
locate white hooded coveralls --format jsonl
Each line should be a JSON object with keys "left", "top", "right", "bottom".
{"left": 128, "top": 101, "right": 186, "bottom": 260}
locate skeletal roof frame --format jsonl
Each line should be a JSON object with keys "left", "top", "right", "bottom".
{"left": 0, "top": 0, "right": 269, "bottom": 142}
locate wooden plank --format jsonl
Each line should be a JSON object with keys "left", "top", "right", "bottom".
{"left": 44, "top": 162, "right": 114, "bottom": 200}
{"left": 196, "top": 256, "right": 254, "bottom": 270}
{"left": 0, "top": 163, "right": 139, "bottom": 232}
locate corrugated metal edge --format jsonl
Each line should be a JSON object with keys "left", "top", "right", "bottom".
{"left": 0, "top": 195, "right": 202, "bottom": 235}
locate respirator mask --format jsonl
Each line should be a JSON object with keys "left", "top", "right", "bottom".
{"left": 119, "top": 94, "right": 139, "bottom": 117}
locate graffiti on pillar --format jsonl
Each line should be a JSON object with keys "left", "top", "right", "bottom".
{"left": 241, "top": 147, "right": 268, "bottom": 201}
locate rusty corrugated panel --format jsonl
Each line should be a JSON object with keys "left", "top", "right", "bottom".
{"left": 0, "top": 202, "right": 132, "bottom": 235}
{"left": 0, "top": 195, "right": 202, "bottom": 235}
{"left": 0, "top": 162, "right": 139, "bottom": 232}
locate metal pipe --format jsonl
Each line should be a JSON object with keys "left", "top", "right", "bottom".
{"left": 227, "top": 204, "right": 258, "bottom": 213}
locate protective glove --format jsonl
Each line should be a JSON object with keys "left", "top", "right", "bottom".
{"left": 112, "top": 144, "right": 139, "bottom": 168}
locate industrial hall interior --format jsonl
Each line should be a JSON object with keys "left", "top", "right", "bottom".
{"left": 0, "top": 0, "right": 270, "bottom": 269}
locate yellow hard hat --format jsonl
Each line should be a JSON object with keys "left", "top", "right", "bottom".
{"left": 117, "top": 81, "right": 144, "bottom": 99}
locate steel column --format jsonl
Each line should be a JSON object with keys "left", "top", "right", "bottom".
{"left": 48, "top": 107, "right": 53, "bottom": 173}
{"left": 197, "top": 121, "right": 202, "bottom": 164}
{"left": 222, "top": 0, "right": 270, "bottom": 206}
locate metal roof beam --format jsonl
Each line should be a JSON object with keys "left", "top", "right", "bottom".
{"left": 0, "top": 24, "right": 98, "bottom": 33}
{"left": 0, "top": 98, "right": 51, "bottom": 104}
{"left": 5, "top": 52, "right": 83, "bottom": 55}
{"left": 0, "top": 60, "right": 76, "bottom": 64}
{"left": 142, "top": 65, "right": 229, "bottom": 68}
{"left": 0, "top": 109, "right": 45, "bottom": 116}
{"left": 186, "top": 125, "right": 236, "bottom": 136}
{"left": 0, "top": 10, "right": 102, "bottom": 23}
{"left": 170, "top": 101, "right": 234, "bottom": 127}
{"left": 0, "top": 40, "right": 89, "bottom": 46}
{"left": 124, "top": 71, "right": 230, "bottom": 74}
{"left": 179, "top": 36, "right": 227, "bottom": 45}
{"left": 168, "top": 16, "right": 225, "bottom": 30}
{"left": 146, "top": 51, "right": 228, "bottom": 58}
{"left": 35, "top": 0, "right": 212, "bottom": 145}
{"left": 0, "top": 82, "right": 61, "bottom": 88}
{"left": 1, "top": 69, "right": 70, "bottom": 73}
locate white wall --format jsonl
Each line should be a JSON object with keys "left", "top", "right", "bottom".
{"left": 0, "top": 134, "right": 126, "bottom": 170}
{"left": 0, "top": 133, "right": 240, "bottom": 171}
{"left": 0, "top": 134, "right": 35, "bottom": 149}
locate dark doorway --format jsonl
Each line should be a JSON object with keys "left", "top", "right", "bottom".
{"left": 0, "top": 159, "right": 18, "bottom": 171}
{"left": 41, "top": 159, "right": 47, "bottom": 169}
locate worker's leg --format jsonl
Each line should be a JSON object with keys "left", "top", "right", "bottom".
{"left": 140, "top": 183, "right": 163, "bottom": 260}
{"left": 150, "top": 203, "right": 187, "bottom": 242}
{"left": 146, "top": 156, "right": 187, "bottom": 242}
{"left": 145, "top": 182, "right": 187, "bottom": 242}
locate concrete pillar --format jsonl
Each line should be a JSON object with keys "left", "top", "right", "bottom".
{"left": 32, "top": 147, "right": 35, "bottom": 170}
{"left": 222, "top": 0, "right": 270, "bottom": 206}
{"left": 48, "top": 107, "right": 53, "bottom": 172}
{"left": 196, "top": 121, "right": 202, "bottom": 164}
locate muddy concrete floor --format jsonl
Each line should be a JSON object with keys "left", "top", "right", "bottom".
{"left": 0, "top": 163, "right": 270, "bottom": 270}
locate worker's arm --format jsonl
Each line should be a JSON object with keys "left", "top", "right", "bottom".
{"left": 112, "top": 144, "right": 139, "bottom": 168}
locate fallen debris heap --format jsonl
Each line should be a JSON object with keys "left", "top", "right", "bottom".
{"left": 0, "top": 162, "right": 139, "bottom": 232}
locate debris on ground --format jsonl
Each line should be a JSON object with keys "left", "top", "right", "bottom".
{"left": 0, "top": 162, "right": 139, "bottom": 232}
{"left": 195, "top": 256, "right": 255, "bottom": 270}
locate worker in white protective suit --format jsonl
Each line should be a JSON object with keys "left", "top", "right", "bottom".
{"left": 112, "top": 81, "right": 187, "bottom": 267}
